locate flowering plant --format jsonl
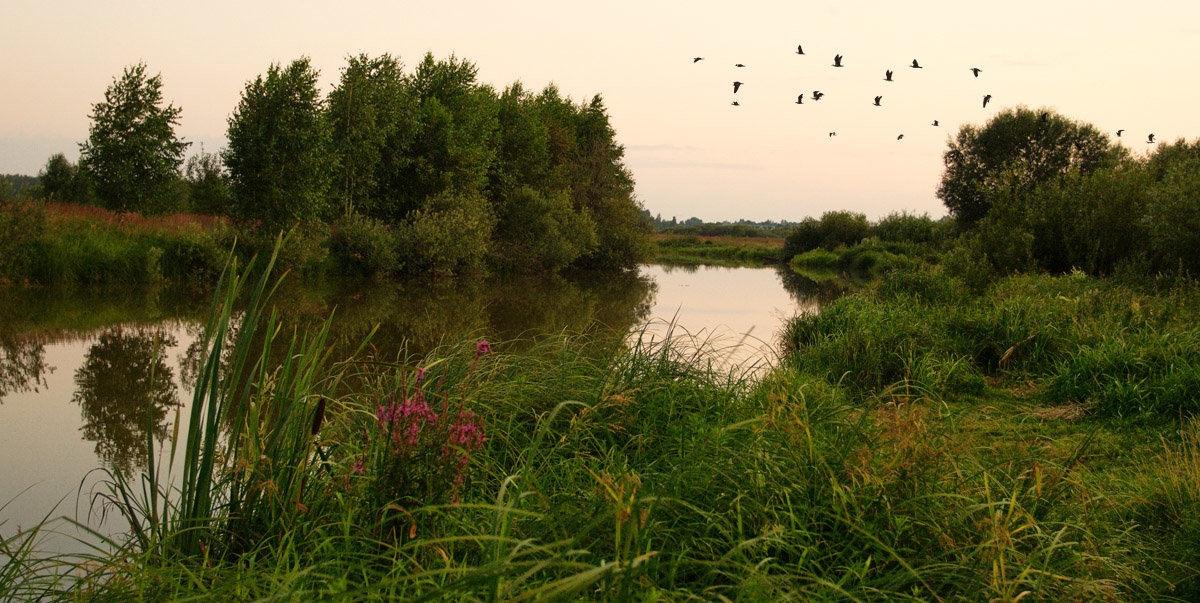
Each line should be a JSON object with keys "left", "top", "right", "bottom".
{"left": 350, "top": 341, "right": 490, "bottom": 538}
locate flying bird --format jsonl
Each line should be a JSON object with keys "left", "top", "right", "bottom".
{"left": 932, "top": 119, "right": 940, "bottom": 126}
{"left": 731, "top": 101, "right": 740, "bottom": 106}
{"left": 885, "top": 69, "right": 894, "bottom": 81}
{"left": 733, "top": 81, "right": 743, "bottom": 93}
{"left": 897, "top": 134, "right": 904, "bottom": 140}
{"left": 795, "top": 94, "right": 804, "bottom": 104}
{"left": 971, "top": 67, "right": 982, "bottom": 77}
{"left": 833, "top": 54, "right": 843, "bottom": 67}
{"left": 983, "top": 94, "right": 992, "bottom": 108}
{"left": 911, "top": 59, "right": 923, "bottom": 68}
{"left": 812, "top": 90, "right": 824, "bottom": 100}
{"left": 1116, "top": 129, "right": 1124, "bottom": 137}
{"left": 735, "top": 63, "right": 746, "bottom": 67}
{"left": 874, "top": 95, "right": 882, "bottom": 106}
{"left": 1148, "top": 133, "right": 1156, "bottom": 143}
{"left": 796, "top": 44, "right": 804, "bottom": 55}
{"left": 693, "top": 57, "right": 703, "bottom": 63}
{"left": 829, "top": 132, "right": 837, "bottom": 137}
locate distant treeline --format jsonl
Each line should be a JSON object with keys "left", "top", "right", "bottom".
{"left": 641, "top": 212, "right": 799, "bottom": 237}
{"left": 5, "top": 53, "right": 650, "bottom": 277}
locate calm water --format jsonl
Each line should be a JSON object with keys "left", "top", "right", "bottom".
{"left": 0, "top": 264, "right": 829, "bottom": 556}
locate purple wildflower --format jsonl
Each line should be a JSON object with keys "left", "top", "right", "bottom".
{"left": 476, "top": 340, "right": 492, "bottom": 358}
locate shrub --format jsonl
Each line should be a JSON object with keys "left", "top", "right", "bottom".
{"left": 327, "top": 214, "right": 398, "bottom": 277}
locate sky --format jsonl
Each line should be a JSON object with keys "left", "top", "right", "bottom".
{"left": 3, "top": 0, "right": 1199, "bottom": 222}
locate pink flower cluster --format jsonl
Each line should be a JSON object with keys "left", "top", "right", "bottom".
{"left": 376, "top": 392, "right": 438, "bottom": 445}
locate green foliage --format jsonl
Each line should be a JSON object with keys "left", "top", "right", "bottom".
{"left": 489, "top": 82, "right": 552, "bottom": 201}
{"left": 37, "top": 154, "right": 93, "bottom": 204}
{"left": 327, "top": 214, "right": 398, "bottom": 277}
{"left": 224, "top": 57, "right": 333, "bottom": 229}
{"left": 79, "top": 63, "right": 189, "bottom": 214}
{"left": 0, "top": 195, "right": 45, "bottom": 280}
{"left": 873, "top": 211, "right": 948, "bottom": 247}
{"left": 0, "top": 174, "right": 39, "bottom": 199}
{"left": 938, "top": 107, "right": 1126, "bottom": 225}
{"left": 1145, "top": 155, "right": 1200, "bottom": 275}
{"left": 182, "top": 151, "right": 232, "bottom": 216}
{"left": 375, "top": 53, "right": 499, "bottom": 223}
{"left": 393, "top": 192, "right": 495, "bottom": 275}
{"left": 491, "top": 187, "right": 596, "bottom": 272}
{"left": 327, "top": 53, "right": 409, "bottom": 219}
{"left": 781, "top": 211, "right": 871, "bottom": 261}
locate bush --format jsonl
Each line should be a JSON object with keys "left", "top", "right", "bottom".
{"left": 394, "top": 192, "right": 495, "bottom": 276}
{"left": 327, "top": 214, "right": 398, "bottom": 277}
{"left": 872, "top": 211, "right": 946, "bottom": 247}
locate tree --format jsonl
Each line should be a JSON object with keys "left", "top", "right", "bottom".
{"left": 374, "top": 53, "right": 499, "bottom": 223}
{"left": 327, "top": 53, "right": 410, "bottom": 219}
{"left": 78, "top": 63, "right": 189, "bottom": 213}
{"left": 937, "top": 107, "right": 1125, "bottom": 226}
{"left": 182, "top": 150, "right": 232, "bottom": 216}
{"left": 224, "top": 57, "right": 333, "bottom": 229}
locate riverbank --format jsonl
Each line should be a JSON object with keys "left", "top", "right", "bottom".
{"left": 650, "top": 233, "right": 783, "bottom": 266}
{"left": 5, "top": 255, "right": 1198, "bottom": 599}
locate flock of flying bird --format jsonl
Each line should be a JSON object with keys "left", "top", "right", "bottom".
{"left": 693, "top": 44, "right": 1157, "bottom": 144}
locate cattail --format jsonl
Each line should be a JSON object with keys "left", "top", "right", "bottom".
{"left": 311, "top": 397, "right": 327, "bottom": 436}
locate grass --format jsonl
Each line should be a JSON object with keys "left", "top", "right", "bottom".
{"left": 650, "top": 233, "right": 783, "bottom": 266}
{"left": 6, "top": 251, "right": 1200, "bottom": 599}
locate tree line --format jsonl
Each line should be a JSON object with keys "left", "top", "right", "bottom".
{"left": 23, "top": 54, "right": 650, "bottom": 275}
{"left": 779, "top": 107, "right": 1200, "bottom": 281}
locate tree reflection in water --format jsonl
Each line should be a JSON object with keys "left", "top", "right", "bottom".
{"left": 0, "top": 338, "right": 50, "bottom": 403}
{"left": 73, "top": 327, "right": 180, "bottom": 472}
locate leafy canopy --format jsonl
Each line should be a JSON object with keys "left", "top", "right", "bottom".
{"left": 78, "top": 62, "right": 189, "bottom": 214}
{"left": 937, "top": 107, "right": 1126, "bottom": 225}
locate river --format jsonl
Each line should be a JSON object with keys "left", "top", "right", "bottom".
{"left": 0, "top": 263, "right": 831, "bottom": 558}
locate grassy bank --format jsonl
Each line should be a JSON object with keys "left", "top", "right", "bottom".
{"left": 4, "top": 253, "right": 1199, "bottom": 599}
{"left": 650, "top": 233, "right": 783, "bottom": 266}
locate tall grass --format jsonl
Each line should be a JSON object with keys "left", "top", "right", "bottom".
{"left": 10, "top": 254, "right": 1197, "bottom": 598}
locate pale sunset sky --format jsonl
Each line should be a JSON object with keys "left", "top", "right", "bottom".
{"left": 2, "top": 0, "right": 1197, "bottom": 222}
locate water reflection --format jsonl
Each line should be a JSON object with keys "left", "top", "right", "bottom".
{"left": 72, "top": 328, "right": 181, "bottom": 473}
{"left": 773, "top": 265, "right": 853, "bottom": 307}
{"left": 0, "top": 338, "right": 50, "bottom": 403}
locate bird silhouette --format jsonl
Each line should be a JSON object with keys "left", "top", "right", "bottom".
{"left": 874, "top": 95, "right": 882, "bottom": 106}
{"left": 833, "top": 54, "right": 843, "bottom": 67}
{"left": 796, "top": 44, "right": 804, "bottom": 55}
{"left": 971, "top": 67, "right": 982, "bottom": 77}
{"left": 1148, "top": 133, "right": 1155, "bottom": 143}
{"left": 911, "top": 59, "right": 923, "bottom": 68}
{"left": 731, "top": 101, "right": 740, "bottom": 106}
{"left": 932, "top": 120, "right": 940, "bottom": 126}
{"left": 1116, "top": 129, "right": 1124, "bottom": 137}
{"left": 829, "top": 132, "right": 837, "bottom": 137}
{"left": 983, "top": 94, "right": 992, "bottom": 108}
{"left": 733, "top": 81, "right": 743, "bottom": 93}
{"left": 735, "top": 63, "right": 746, "bottom": 67}
{"left": 897, "top": 134, "right": 904, "bottom": 140}
{"left": 885, "top": 69, "right": 894, "bottom": 81}
{"left": 795, "top": 94, "right": 804, "bottom": 104}
{"left": 1040, "top": 112, "right": 1049, "bottom": 123}
{"left": 812, "top": 90, "right": 824, "bottom": 101}
{"left": 693, "top": 57, "right": 703, "bottom": 63}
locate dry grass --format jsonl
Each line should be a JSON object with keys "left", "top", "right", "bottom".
{"left": 43, "top": 202, "right": 230, "bottom": 235}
